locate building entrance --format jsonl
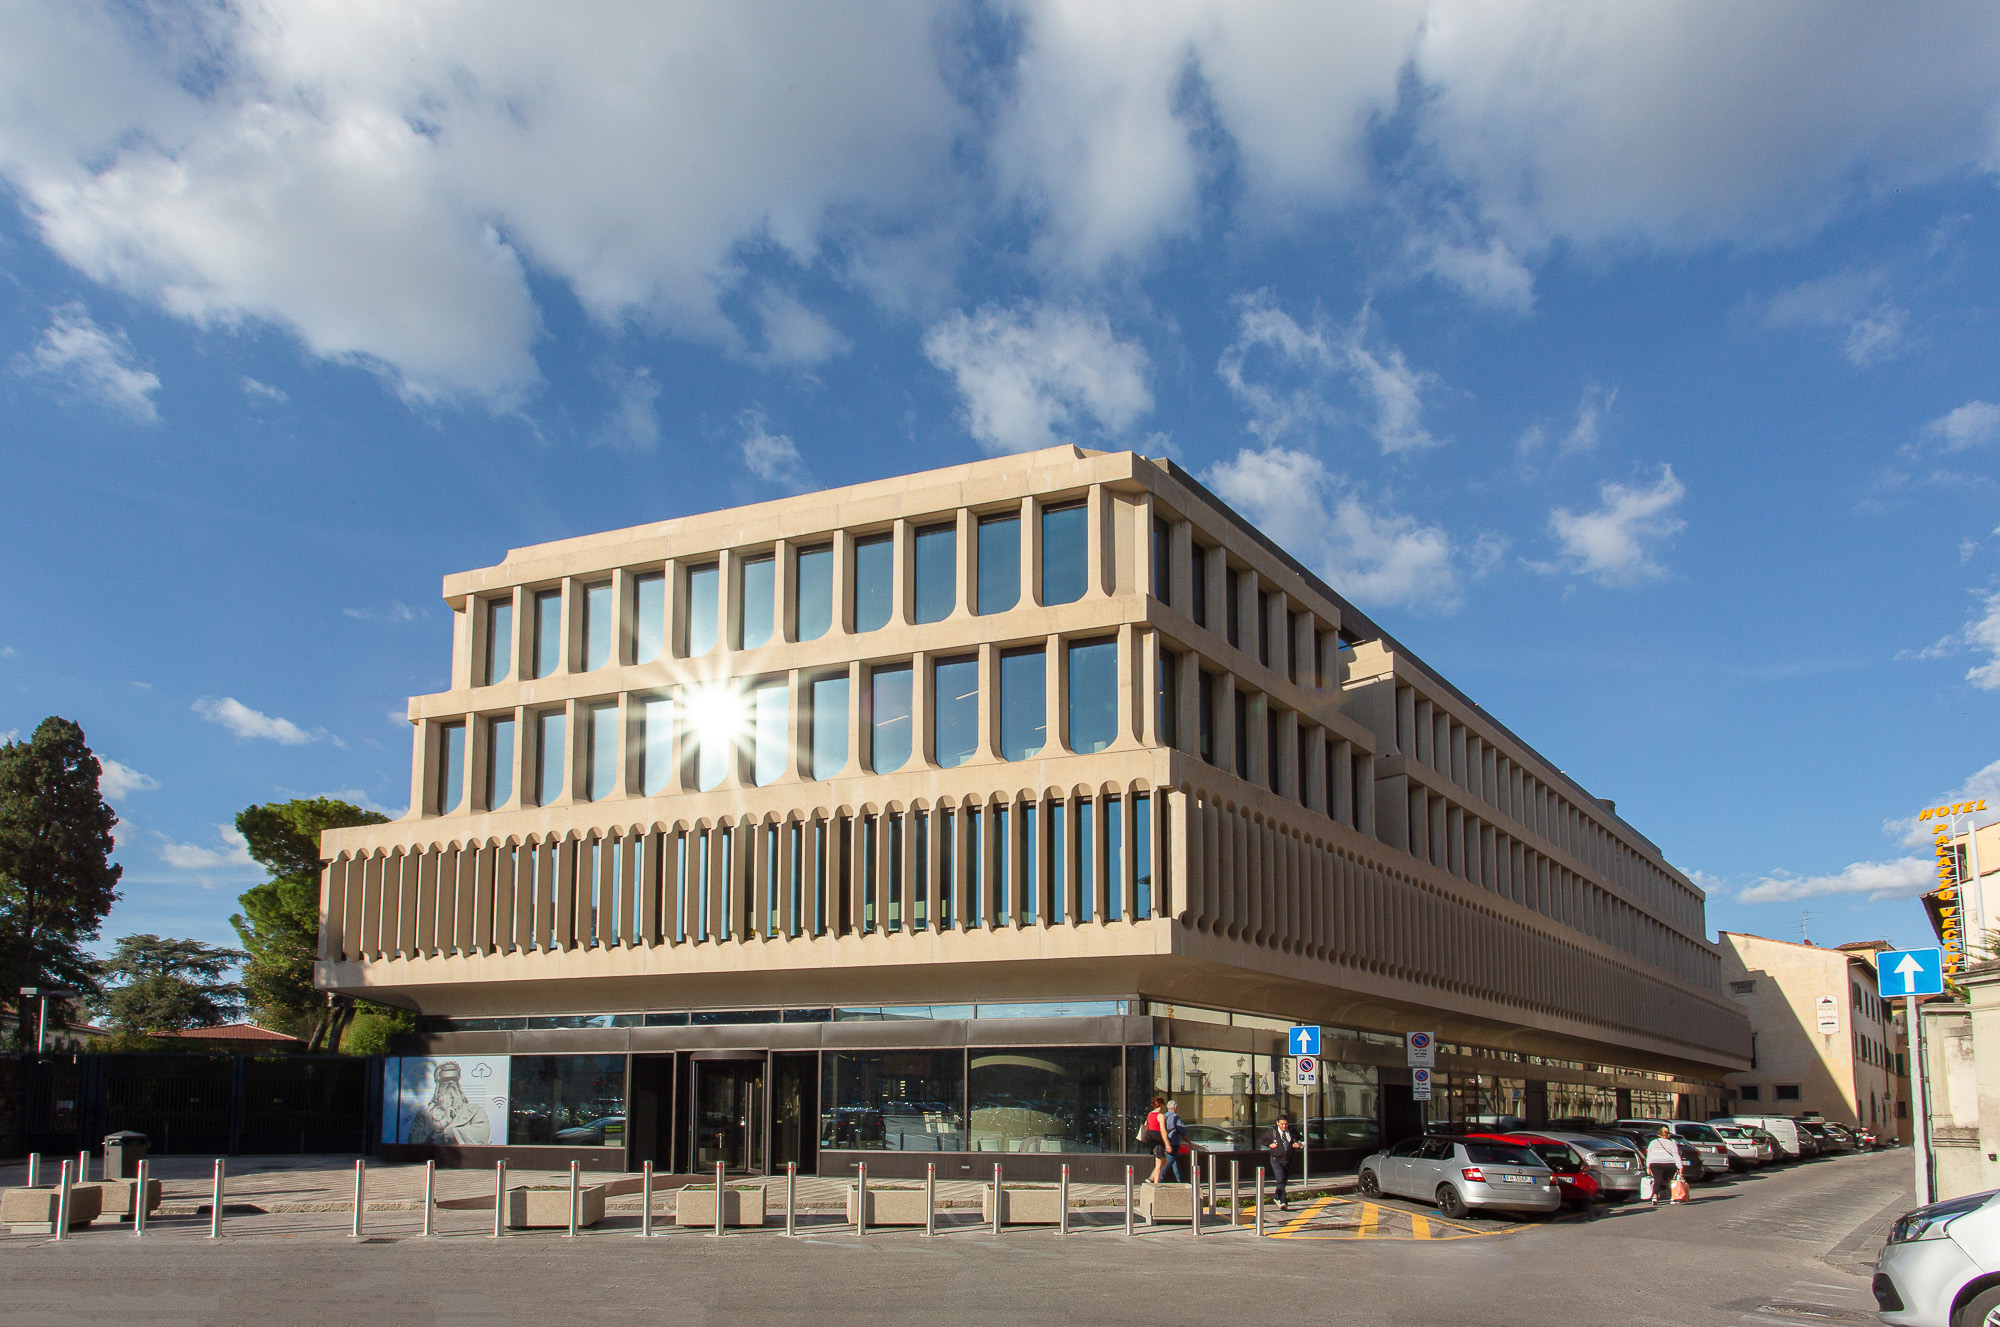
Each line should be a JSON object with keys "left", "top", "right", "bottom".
{"left": 691, "top": 1056, "right": 764, "bottom": 1174}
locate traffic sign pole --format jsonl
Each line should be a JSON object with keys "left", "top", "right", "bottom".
{"left": 1910, "top": 992, "right": 1935, "bottom": 1207}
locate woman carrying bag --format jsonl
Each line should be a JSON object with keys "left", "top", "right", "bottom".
{"left": 1644, "top": 1126, "right": 1686, "bottom": 1205}
{"left": 1140, "top": 1096, "right": 1171, "bottom": 1183}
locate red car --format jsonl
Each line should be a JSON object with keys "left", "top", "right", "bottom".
{"left": 1468, "top": 1133, "right": 1602, "bottom": 1208}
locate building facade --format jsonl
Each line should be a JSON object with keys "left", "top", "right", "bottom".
{"left": 317, "top": 446, "right": 1749, "bottom": 1178}
{"left": 1718, "top": 932, "right": 1909, "bottom": 1140}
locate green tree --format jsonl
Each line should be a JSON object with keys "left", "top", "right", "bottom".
{"left": 96, "top": 934, "right": 246, "bottom": 1042}
{"left": 230, "top": 797, "right": 387, "bottom": 1050}
{"left": 0, "top": 717, "right": 122, "bottom": 1044}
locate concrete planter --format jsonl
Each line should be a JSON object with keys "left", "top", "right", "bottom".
{"left": 503, "top": 1184, "right": 606, "bottom": 1229}
{"left": 981, "top": 1183, "right": 1063, "bottom": 1226}
{"left": 675, "top": 1185, "right": 767, "bottom": 1228}
{"left": 83, "top": 1179, "right": 163, "bottom": 1222}
{"left": 3, "top": 1184, "right": 103, "bottom": 1234}
{"left": 1138, "top": 1182, "right": 1199, "bottom": 1224}
{"left": 847, "top": 1184, "right": 930, "bottom": 1226}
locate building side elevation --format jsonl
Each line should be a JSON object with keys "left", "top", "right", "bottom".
{"left": 316, "top": 447, "right": 1748, "bottom": 1175}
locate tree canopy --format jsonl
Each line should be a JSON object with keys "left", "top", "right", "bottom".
{"left": 96, "top": 933, "right": 246, "bottom": 1039}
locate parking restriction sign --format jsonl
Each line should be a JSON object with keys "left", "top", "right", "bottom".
{"left": 1412, "top": 1066, "right": 1433, "bottom": 1101}
{"left": 1406, "top": 1031, "right": 1435, "bottom": 1067}
{"left": 1296, "top": 1054, "right": 1318, "bottom": 1085}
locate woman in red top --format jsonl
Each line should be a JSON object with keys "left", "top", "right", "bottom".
{"left": 1143, "top": 1096, "right": 1171, "bottom": 1183}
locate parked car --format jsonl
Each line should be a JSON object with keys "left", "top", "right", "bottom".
{"left": 1714, "top": 1114, "right": 1809, "bottom": 1160}
{"left": 1709, "top": 1123, "right": 1774, "bottom": 1169}
{"left": 1474, "top": 1133, "right": 1603, "bottom": 1208}
{"left": 552, "top": 1115, "right": 625, "bottom": 1146}
{"left": 1612, "top": 1119, "right": 1734, "bottom": 1178}
{"left": 1820, "top": 1121, "right": 1861, "bottom": 1152}
{"left": 1179, "top": 1123, "right": 1252, "bottom": 1154}
{"left": 1796, "top": 1120, "right": 1848, "bottom": 1154}
{"left": 1357, "top": 1136, "right": 1561, "bottom": 1219}
{"left": 1534, "top": 1132, "right": 1647, "bottom": 1202}
{"left": 1873, "top": 1188, "right": 2000, "bottom": 1326}
{"left": 1591, "top": 1128, "right": 1709, "bottom": 1183}
{"left": 1305, "top": 1115, "right": 1382, "bottom": 1168}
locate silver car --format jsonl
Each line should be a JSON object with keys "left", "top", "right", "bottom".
{"left": 1874, "top": 1189, "right": 2000, "bottom": 1326}
{"left": 1358, "top": 1136, "right": 1561, "bottom": 1218}
{"left": 1536, "top": 1131, "right": 1646, "bottom": 1201}
{"left": 1710, "top": 1123, "right": 1774, "bottom": 1169}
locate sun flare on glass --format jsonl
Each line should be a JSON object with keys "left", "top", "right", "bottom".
{"left": 685, "top": 681, "right": 749, "bottom": 790}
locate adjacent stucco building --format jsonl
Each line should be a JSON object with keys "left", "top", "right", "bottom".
{"left": 317, "top": 446, "right": 1750, "bottom": 1177}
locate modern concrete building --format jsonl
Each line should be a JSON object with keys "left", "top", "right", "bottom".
{"left": 1718, "top": 932, "right": 1909, "bottom": 1141}
{"left": 317, "top": 446, "right": 1749, "bottom": 1178}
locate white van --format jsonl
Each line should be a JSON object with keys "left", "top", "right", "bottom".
{"left": 1710, "top": 1114, "right": 1804, "bottom": 1159}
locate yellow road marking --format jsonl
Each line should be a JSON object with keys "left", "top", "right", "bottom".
{"left": 1270, "top": 1193, "right": 1337, "bottom": 1238}
{"left": 1409, "top": 1213, "right": 1432, "bottom": 1240}
{"left": 1357, "top": 1202, "right": 1381, "bottom": 1238}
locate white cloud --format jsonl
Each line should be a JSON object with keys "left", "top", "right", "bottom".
{"left": 1765, "top": 270, "right": 1906, "bottom": 366}
{"left": 1965, "top": 589, "right": 2000, "bottom": 691}
{"left": 1737, "top": 856, "right": 1934, "bottom": 904}
{"left": 1411, "top": 232, "right": 1536, "bottom": 314}
{"left": 1204, "top": 445, "right": 1459, "bottom": 611}
{"left": 343, "top": 601, "right": 418, "bottom": 623}
{"left": 98, "top": 758, "right": 158, "bottom": 799}
{"left": 1519, "top": 385, "right": 1615, "bottom": 460}
{"left": 750, "top": 288, "right": 850, "bottom": 369}
{"left": 1217, "top": 293, "right": 1441, "bottom": 454}
{"left": 1547, "top": 466, "right": 1687, "bottom": 586}
{"left": 13, "top": 302, "right": 160, "bottom": 420}
{"left": 923, "top": 303, "right": 1152, "bottom": 455}
{"left": 192, "top": 696, "right": 320, "bottom": 744}
{"left": 739, "top": 412, "right": 814, "bottom": 494}
{"left": 1928, "top": 401, "right": 2000, "bottom": 450}
{"left": 592, "top": 365, "right": 661, "bottom": 452}
{"left": 157, "top": 824, "right": 255, "bottom": 872}
{"left": 240, "top": 376, "right": 287, "bottom": 402}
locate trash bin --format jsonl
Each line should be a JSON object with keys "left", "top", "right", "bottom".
{"left": 102, "top": 1131, "right": 148, "bottom": 1179}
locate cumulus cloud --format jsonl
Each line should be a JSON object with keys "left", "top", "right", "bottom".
{"left": 97, "top": 758, "right": 158, "bottom": 799}
{"left": 1737, "top": 857, "right": 1934, "bottom": 904}
{"left": 1205, "top": 445, "right": 1459, "bottom": 611}
{"left": 1927, "top": 401, "right": 2000, "bottom": 450}
{"left": 12, "top": 302, "right": 159, "bottom": 420}
{"left": 1547, "top": 466, "right": 1687, "bottom": 586}
{"left": 1520, "top": 384, "right": 1616, "bottom": 460}
{"left": 750, "top": 287, "right": 850, "bottom": 369}
{"left": 1410, "top": 232, "right": 1536, "bottom": 314}
{"left": 1217, "top": 293, "right": 1441, "bottom": 454}
{"left": 592, "top": 365, "right": 661, "bottom": 452}
{"left": 739, "top": 412, "right": 815, "bottom": 494}
{"left": 1965, "top": 589, "right": 2000, "bottom": 691}
{"left": 239, "top": 376, "right": 287, "bottom": 402}
{"left": 192, "top": 696, "right": 320, "bottom": 744}
{"left": 157, "top": 825, "right": 255, "bottom": 872}
{"left": 1765, "top": 269, "right": 1907, "bottom": 366}
{"left": 923, "top": 303, "right": 1152, "bottom": 454}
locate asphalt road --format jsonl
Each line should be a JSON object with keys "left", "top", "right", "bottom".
{"left": 0, "top": 1149, "right": 1913, "bottom": 1327}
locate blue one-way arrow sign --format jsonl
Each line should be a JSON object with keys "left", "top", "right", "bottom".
{"left": 1877, "top": 947, "right": 1945, "bottom": 997}
{"left": 1289, "top": 1025, "right": 1320, "bottom": 1056}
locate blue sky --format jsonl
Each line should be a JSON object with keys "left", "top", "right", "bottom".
{"left": 1, "top": 2, "right": 1997, "bottom": 960}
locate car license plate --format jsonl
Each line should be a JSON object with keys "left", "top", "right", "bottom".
{"left": 1601, "top": 1160, "right": 1628, "bottom": 1169}
{"left": 1501, "top": 1175, "right": 1531, "bottom": 1184}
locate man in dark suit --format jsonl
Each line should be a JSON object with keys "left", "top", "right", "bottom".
{"left": 1260, "top": 1114, "right": 1301, "bottom": 1209}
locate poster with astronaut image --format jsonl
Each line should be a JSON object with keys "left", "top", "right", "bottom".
{"left": 382, "top": 1055, "right": 510, "bottom": 1145}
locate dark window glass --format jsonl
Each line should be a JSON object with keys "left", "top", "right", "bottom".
{"left": 999, "top": 648, "right": 1046, "bottom": 761}
{"left": 1067, "top": 638, "right": 1118, "bottom": 754}
{"left": 642, "top": 1012, "right": 690, "bottom": 1027}
{"left": 1190, "top": 545, "right": 1208, "bottom": 627}
{"left": 933, "top": 655, "right": 978, "bottom": 769}
{"left": 977, "top": 515, "right": 1020, "bottom": 615}
{"left": 854, "top": 534, "right": 894, "bottom": 633}
{"left": 870, "top": 663, "right": 913, "bottom": 773}
{"left": 1153, "top": 518, "right": 1169, "bottom": 603}
{"left": 811, "top": 674, "right": 849, "bottom": 780}
{"left": 1041, "top": 503, "right": 1087, "bottom": 606}
{"left": 914, "top": 524, "right": 956, "bottom": 624}
{"left": 1105, "top": 796, "right": 1122, "bottom": 921}
{"left": 795, "top": 545, "right": 833, "bottom": 642}
{"left": 1267, "top": 710, "right": 1279, "bottom": 791}
{"left": 1198, "top": 669, "right": 1216, "bottom": 764}
{"left": 1048, "top": 802, "right": 1066, "bottom": 924}
{"left": 1235, "top": 689, "right": 1250, "bottom": 779}
{"left": 1258, "top": 589, "right": 1271, "bottom": 667}
{"left": 686, "top": 565, "right": 719, "bottom": 657}
{"left": 508, "top": 1055, "right": 626, "bottom": 1146}
{"left": 533, "top": 588, "right": 563, "bottom": 678}
{"left": 740, "top": 553, "right": 775, "bottom": 650}
{"left": 690, "top": 1009, "right": 783, "bottom": 1026}
{"left": 1134, "top": 794, "right": 1152, "bottom": 919}
{"left": 968, "top": 1046, "right": 1123, "bottom": 1153}
{"left": 820, "top": 1050, "right": 966, "bottom": 1152}
{"left": 1226, "top": 572, "right": 1241, "bottom": 649}
{"left": 1077, "top": 800, "right": 1095, "bottom": 922}
{"left": 1286, "top": 613, "right": 1298, "bottom": 682}
{"left": 485, "top": 598, "right": 513, "bottom": 684}
{"left": 1158, "top": 649, "right": 1178, "bottom": 749}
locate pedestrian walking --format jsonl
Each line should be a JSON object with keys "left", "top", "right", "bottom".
{"left": 1140, "top": 1096, "right": 1171, "bottom": 1184}
{"left": 1644, "top": 1126, "right": 1683, "bottom": 1206}
{"left": 1260, "top": 1114, "right": 1301, "bottom": 1209}
{"left": 1163, "top": 1099, "right": 1189, "bottom": 1183}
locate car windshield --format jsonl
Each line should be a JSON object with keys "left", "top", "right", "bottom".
{"left": 1464, "top": 1143, "right": 1545, "bottom": 1167}
{"left": 1712, "top": 1126, "right": 1745, "bottom": 1139}
{"left": 1526, "top": 1144, "right": 1573, "bottom": 1169}
{"left": 1569, "top": 1139, "right": 1628, "bottom": 1156}
{"left": 1676, "top": 1124, "right": 1725, "bottom": 1143}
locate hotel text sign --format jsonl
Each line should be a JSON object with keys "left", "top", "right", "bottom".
{"left": 1921, "top": 802, "right": 1985, "bottom": 975}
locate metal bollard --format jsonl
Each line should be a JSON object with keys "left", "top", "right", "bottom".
{"left": 352, "top": 1159, "right": 366, "bottom": 1238}
{"left": 52, "top": 1160, "right": 70, "bottom": 1241}
{"left": 1230, "top": 1159, "right": 1240, "bottom": 1228}
{"left": 210, "top": 1159, "right": 225, "bottom": 1239}
{"left": 641, "top": 1161, "right": 654, "bottom": 1238}
{"left": 991, "top": 1162, "right": 1002, "bottom": 1234}
{"left": 785, "top": 1162, "right": 797, "bottom": 1238}
{"left": 924, "top": 1163, "right": 935, "bottom": 1237}
{"left": 857, "top": 1161, "right": 868, "bottom": 1237}
{"left": 133, "top": 1158, "right": 149, "bottom": 1237}
{"left": 1192, "top": 1167, "right": 1203, "bottom": 1238}
{"left": 422, "top": 1160, "right": 435, "bottom": 1237}
{"left": 1255, "top": 1171, "right": 1265, "bottom": 1237}
{"left": 1058, "top": 1164, "right": 1069, "bottom": 1236}
{"left": 492, "top": 1160, "right": 507, "bottom": 1238}
{"left": 1206, "top": 1153, "right": 1215, "bottom": 1214}
{"left": 78, "top": 1150, "right": 90, "bottom": 1185}
{"left": 26, "top": 1153, "right": 38, "bottom": 1187}
{"left": 713, "top": 1161, "right": 724, "bottom": 1239}
{"left": 568, "top": 1161, "right": 581, "bottom": 1238}
{"left": 1124, "top": 1164, "right": 1134, "bottom": 1236}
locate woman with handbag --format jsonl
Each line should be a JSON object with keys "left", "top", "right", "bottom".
{"left": 1140, "top": 1096, "right": 1170, "bottom": 1183}
{"left": 1644, "top": 1127, "right": 1684, "bottom": 1206}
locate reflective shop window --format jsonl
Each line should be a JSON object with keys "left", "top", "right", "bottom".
{"left": 739, "top": 552, "right": 775, "bottom": 650}
{"left": 753, "top": 679, "right": 789, "bottom": 786}
{"left": 686, "top": 564, "right": 719, "bottom": 657}
{"left": 584, "top": 581, "right": 613, "bottom": 671}
{"left": 795, "top": 545, "right": 833, "bottom": 642}
{"left": 854, "top": 534, "right": 894, "bottom": 633}
{"left": 870, "top": 663, "right": 913, "bottom": 774}
{"left": 1158, "top": 649, "right": 1179, "bottom": 748}
{"left": 968, "top": 1046, "right": 1123, "bottom": 1154}
{"left": 535, "top": 709, "right": 565, "bottom": 805}
{"left": 913, "top": 523, "right": 956, "bottom": 624}
{"left": 811, "top": 673, "right": 850, "bottom": 780}
{"left": 640, "top": 694, "right": 674, "bottom": 796}
{"left": 820, "top": 1050, "right": 966, "bottom": 1152}
{"left": 486, "top": 715, "right": 514, "bottom": 808}
{"left": 437, "top": 722, "right": 465, "bottom": 814}
{"left": 999, "top": 647, "right": 1046, "bottom": 761}
{"left": 633, "top": 571, "right": 665, "bottom": 666}
{"left": 484, "top": 597, "right": 513, "bottom": 685}
{"left": 508, "top": 1055, "right": 627, "bottom": 1146}
{"left": 533, "top": 589, "right": 563, "bottom": 679}
{"left": 933, "top": 655, "right": 979, "bottom": 769}
{"left": 1152, "top": 1045, "right": 1259, "bottom": 1141}
{"left": 1041, "top": 502, "right": 1087, "bottom": 606}
{"left": 1066, "top": 638, "right": 1118, "bottom": 754}
{"left": 586, "top": 702, "right": 617, "bottom": 801}
{"left": 1190, "top": 545, "right": 1208, "bottom": 629}
{"left": 977, "top": 514, "right": 1021, "bottom": 616}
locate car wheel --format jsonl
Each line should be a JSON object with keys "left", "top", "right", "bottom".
{"left": 1954, "top": 1284, "right": 2000, "bottom": 1327}
{"left": 1358, "top": 1170, "right": 1381, "bottom": 1198}
{"left": 1436, "top": 1185, "right": 1469, "bottom": 1220}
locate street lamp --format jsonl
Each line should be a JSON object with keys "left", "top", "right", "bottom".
{"left": 17, "top": 987, "right": 78, "bottom": 1055}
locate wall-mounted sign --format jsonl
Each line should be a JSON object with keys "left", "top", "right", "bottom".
{"left": 382, "top": 1055, "right": 510, "bottom": 1145}
{"left": 1816, "top": 996, "right": 1840, "bottom": 1036}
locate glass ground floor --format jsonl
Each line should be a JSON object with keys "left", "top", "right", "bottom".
{"left": 380, "top": 998, "right": 1728, "bottom": 1182}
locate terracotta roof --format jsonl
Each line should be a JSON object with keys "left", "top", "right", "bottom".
{"left": 165, "top": 1022, "right": 302, "bottom": 1043}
